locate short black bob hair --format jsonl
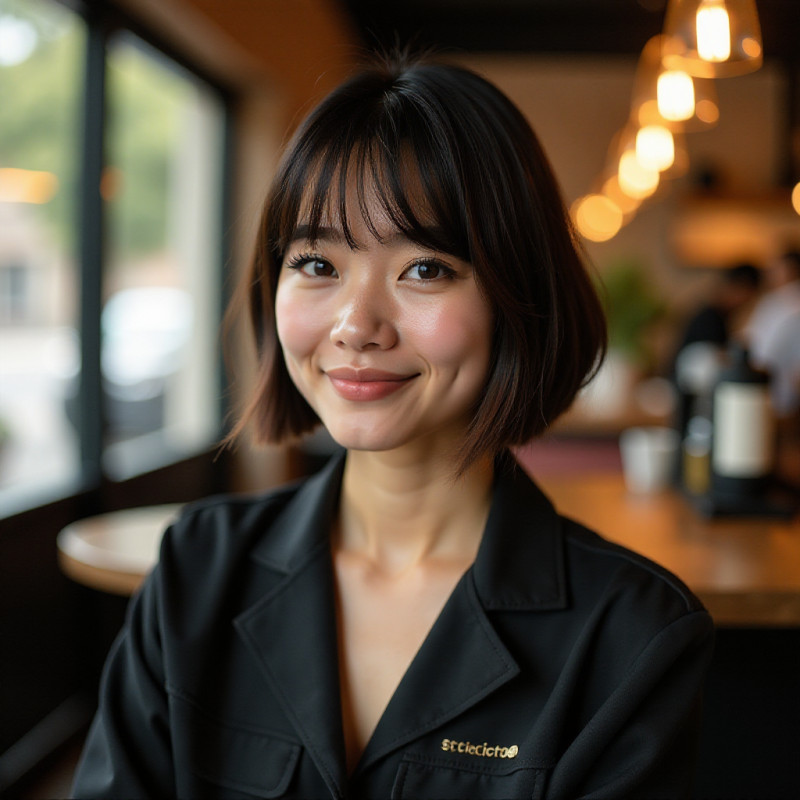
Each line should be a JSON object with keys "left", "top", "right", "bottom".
{"left": 231, "top": 50, "right": 607, "bottom": 469}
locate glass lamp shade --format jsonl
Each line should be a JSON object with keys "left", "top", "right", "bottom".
{"left": 631, "top": 36, "right": 719, "bottom": 131}
{"left": 662, "top": 0, "right": 763, "bottom": 78}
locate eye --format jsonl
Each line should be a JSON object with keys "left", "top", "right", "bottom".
{"left": 403, "top": 259, "right": 455, "bottom": 281}
{"left": 285, "top": 253, "right": 338, "bottom": 278}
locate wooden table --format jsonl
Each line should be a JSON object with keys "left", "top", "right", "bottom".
{"left": 57, "top": 505, "right": 181, "bottom": 596}
{"left": 536, "top": 472, "right": 800, "bottom": 627}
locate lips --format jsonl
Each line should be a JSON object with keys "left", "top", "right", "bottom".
{"left": 325, "top": 367, "right": 418, "bottom": 401}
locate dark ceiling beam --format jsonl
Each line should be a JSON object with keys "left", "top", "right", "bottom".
{"left": 344, "top": 1, "right": 662, "bottom": 55}
{"left": 342, "top": 0, "right": 800, "bottom": 63}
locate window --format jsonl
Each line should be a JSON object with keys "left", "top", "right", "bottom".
{"left": 103, "top": 33, "right": 225, "bottom": 478}
{"left": 0, "top": 0, "right": 230, "bottom": 515}
{"left": 0, "top": 0, "right": 84, "bottom": 510}
{"left": 0, "top": 0, "right": 232, "bottom": 774}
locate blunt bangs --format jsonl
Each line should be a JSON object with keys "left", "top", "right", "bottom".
{"left": 268, "top": 79, "right": 473, "bottom": 275}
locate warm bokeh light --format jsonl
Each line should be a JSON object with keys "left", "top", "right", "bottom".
{"left": 695, "top": 98, "right": 720, "bottom": 124}
{"left": 100, "top": 166, "right": 124, "bottom": 201}
{"left": 572, "top": 193, "right": 624, "bottom": 242}
{"left": 618, "top": 151, "right": 660, "bottom": 199}
{"left": 602, "top": 175, "right": 641, "bottom": 216}
{"left": 635, "top": 125, "right": 675, "bottom": 172}
{"left": 696, "top": 0, "right": 732, "bottom": 62}
{"left": 657, "top": 70, "right": 695, "bottom": 120}
{"left": 792, "top": 182, "right": 800, "bottom": 216}
{"left": 0, "top": 167, "right": 59, "bottom": 203}
{"left": 741, "top": 36, "right": 762, "bottom": 58}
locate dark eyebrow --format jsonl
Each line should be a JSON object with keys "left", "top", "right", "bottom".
{"left": 289, "top": 225, "right": 347, "bottom": 246}
{"left": 288, "top": 223, "right": 455, "bottom": 252}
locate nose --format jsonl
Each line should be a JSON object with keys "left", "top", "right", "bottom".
{"left": 330, "top": 280, "right": 398, "bottom": 351}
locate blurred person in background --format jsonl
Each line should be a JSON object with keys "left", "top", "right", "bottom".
{"left": 670, "top": 264, "right": 761, "bottom": 452}
{"left": 674, "top": 263, "right": 761, "bottom": 358}
{"left": 746, "top": 251, "right": 800, "bottom": 419}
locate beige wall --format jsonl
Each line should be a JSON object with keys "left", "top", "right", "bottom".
{"left": 462, "top": 54, "right": 789, "bottom": 302}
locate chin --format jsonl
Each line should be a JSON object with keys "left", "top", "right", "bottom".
{"left": 324, "top": 425, "right": 407, "bottom": 453}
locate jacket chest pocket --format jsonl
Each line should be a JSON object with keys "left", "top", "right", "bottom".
{"left": 170, "top": 691, "right": 301, "bottom": 798}
{"left": 391, "top": 753, "right": 548, "bottom": 800}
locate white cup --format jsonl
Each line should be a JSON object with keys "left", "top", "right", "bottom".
{"left": 619, "top": 426, "right": 679, "bottom": 494}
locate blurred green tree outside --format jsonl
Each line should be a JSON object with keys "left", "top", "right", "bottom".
{"left": 0, "top": 0, "right": 191, "bottom": 264}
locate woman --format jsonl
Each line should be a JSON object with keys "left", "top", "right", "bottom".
{"left": 73, "top": 51, "right": 714, "bottom": 799}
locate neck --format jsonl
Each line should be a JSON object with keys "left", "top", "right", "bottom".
{"left": 337, "top": 448, "right": 494, "bottom": 575}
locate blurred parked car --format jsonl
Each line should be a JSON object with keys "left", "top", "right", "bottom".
{"left": 63, "top": 287, "right": 193, "bottom": 437}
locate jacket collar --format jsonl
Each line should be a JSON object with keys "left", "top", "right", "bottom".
{"left": 248, "top": 451, "right": 346, "bottom": 574}
{"left": 235, "top": 450, "right": 567, "bottom": 798}
{"left": 472, "top": 455, "right": 568, "bottom": 611}
{"left": 249, "top": 449, "right": 568, "bottom": 612}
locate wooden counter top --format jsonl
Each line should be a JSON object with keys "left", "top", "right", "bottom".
{"left": 535, "top": 472, "right": 800, "bottom": 627}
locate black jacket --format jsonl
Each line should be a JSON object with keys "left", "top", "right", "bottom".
{"left": 72, "top": 453, "right": 714, "bottom": 799}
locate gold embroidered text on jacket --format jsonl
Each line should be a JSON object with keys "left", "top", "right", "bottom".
{"left": 441, "top": 739, "right": 519, "bottom": 758}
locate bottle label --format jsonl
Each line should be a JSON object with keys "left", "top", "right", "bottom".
{"left": 712, "top": 383, "right": 774, "bottom": 477}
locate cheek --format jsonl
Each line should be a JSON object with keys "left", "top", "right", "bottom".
{"left": 408, "top": 298, "right": 492, "bottom": 371}
{"left": 274, "top": 286, "right": 321, "bottom": 360}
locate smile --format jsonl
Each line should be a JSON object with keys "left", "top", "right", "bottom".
{"left": 325, "top": 368, "right": 418, "bottom": 402}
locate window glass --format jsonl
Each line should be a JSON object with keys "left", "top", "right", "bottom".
{"left": 103, "top": 33, "right": 225, "bottom": 478}
{"left": 0, "top": 0, "right": 84, "bottom": 510}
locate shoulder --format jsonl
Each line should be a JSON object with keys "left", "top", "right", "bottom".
{"left": 516, "top": 462, "right": 707, "bottom": 626}
{"left": 552, "top": 514, "right": 714, "bottom": 692}
{"left": 561, "top": 516, "right": 704, "bottom": 615}
{"left": 555, "top": 516, "right": 713, "bottom": 658}
{"left": 478, "top": 462, "right": 709, "bottom": 634}
{"left": 160, "top": 480, "right": 302, "bottom": 566}
{"left": 154, "top": 452, "right": 345, "bottom": 590}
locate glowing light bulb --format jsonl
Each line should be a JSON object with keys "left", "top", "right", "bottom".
{"left": 696, "top": 0, "right": 731, "bottom": 62}
{"left": 618, "top": 151, "right": 659, "bottom": 199}
{"left": 635, "top": 125, "right": 675, "bottom": 172}
{"left": 657, "top": 70, "right": 695, "bottom": 121}
{"left": 695, "top": 98, "right": 720, "bottom": 124}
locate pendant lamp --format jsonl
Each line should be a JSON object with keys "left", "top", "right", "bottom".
{"left": 631, "top": 36, "right": 719, "bottom": 132}
{"left": 662, "top": 0, "right": 763, "bottom": 78}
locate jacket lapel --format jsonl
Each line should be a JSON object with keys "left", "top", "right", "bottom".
{"left": 354, "top": 459, "right": 568, "bottom": 774}
{"left": 353, "top": 569, "right": 521, "bottom": 775}
{"left": 233, "top": 455, "right": 349, "bottom": 800}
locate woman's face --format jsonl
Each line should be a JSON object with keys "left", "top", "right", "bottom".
{"left": 274, "top": 195, "right": 493, "bottom": 456}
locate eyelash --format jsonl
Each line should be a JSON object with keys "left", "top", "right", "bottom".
{"left": 404, "top": 257, "right": 457, "bottom": 282}
{"left": 283, "top": 252, "right": 458, "bottom": 282}
{"left": 284, "top": 252, "right": 334, "bottom": 276}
